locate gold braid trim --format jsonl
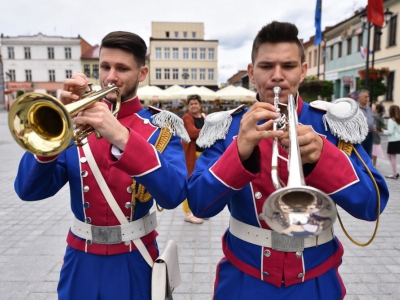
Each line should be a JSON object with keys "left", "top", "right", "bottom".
{"left": 131, "top": 127, "right": 173, "bottom": 213}
{"left": 337, "top": 140, "right": 353, "bottom": 156}
{"left": 336, "top": 140, "right": 381, "bottom": 247}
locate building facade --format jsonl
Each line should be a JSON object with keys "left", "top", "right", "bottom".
{"left": 149, "top": 22, "right": 219, "bottom": 90}
{"left": 1, "top": 33, "right": 85, "bottom": 101}
{"left": 323, "top": 0, "right": 399, "bottom": 104}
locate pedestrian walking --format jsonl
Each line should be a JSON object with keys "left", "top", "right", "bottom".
{"left": 12, "top": 31, "right": 188, "bottom": 299}
{"left": 187, "top": 21, "right": 389, "bottom": 300}
{"left": 382, "top": 105, "right": 400, "bottom": 179}
{"left": 181, "top": 94, "right": 205, "bottom": 224}
{"left": 358, "top": 90, "right": 376, "bottom": 158}
{"left": 372, "top": 103, "right": 386, "bottom": 167}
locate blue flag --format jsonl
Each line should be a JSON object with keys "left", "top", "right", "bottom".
{"left": 315, "top": 0, "right": 322, "bottom": 45}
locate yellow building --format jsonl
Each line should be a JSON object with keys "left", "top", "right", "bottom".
{"left": 149, "top": 22, "right": 219, "bottom": 91}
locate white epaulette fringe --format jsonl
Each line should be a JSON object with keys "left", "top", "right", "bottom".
{"left": 150, "top": 108, "right": 190, "bottom": 143}
{"left": 197, "top": 105, "right": 246, "bottom": 148}
{"left": 310, "top": 98, "right": 368, "bottom": 144}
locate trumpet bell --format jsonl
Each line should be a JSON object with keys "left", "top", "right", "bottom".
{"left": 262, "top": 186, "right": 337, "bottom": 237}
{"left": 8, "top": 93, "right": 73, "bottom": 157}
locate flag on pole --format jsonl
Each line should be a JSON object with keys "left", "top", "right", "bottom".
{"left": 314, "top": 0, "right": 322, "bottom": 45}
{"left": 367, "top": 0, "right": 384, "bottom": 27}
{"left": 360, "top": 46, "right": 374, "bottom": 59}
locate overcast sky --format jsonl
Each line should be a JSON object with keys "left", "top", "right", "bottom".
{"left": 1, "top": 0, "right": 367, "bottom": 85}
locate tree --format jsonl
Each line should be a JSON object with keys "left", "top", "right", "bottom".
{"left": 299, "top": 76, "right": 334, "bottom": 103}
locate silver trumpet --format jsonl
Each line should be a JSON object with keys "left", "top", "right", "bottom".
{"left": 262, "top": 86, "right": 337, "bottom": 237}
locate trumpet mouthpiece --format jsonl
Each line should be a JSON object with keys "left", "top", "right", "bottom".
{"left": 273, "top": 86, "right": 281, "bottom": 94}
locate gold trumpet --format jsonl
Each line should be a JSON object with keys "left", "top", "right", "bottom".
{"left": 8, "top": 83, "right": 121, "bottom": 157}
{"left": 261, "top": 86, "right": 337, "bottom": 237}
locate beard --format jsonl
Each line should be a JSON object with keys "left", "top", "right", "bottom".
{"left": 103, "top": 81, "right": 139, "bottom": 103}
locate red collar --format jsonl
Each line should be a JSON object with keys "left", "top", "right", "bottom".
{"left": 103, "top": 96, "right": 143, "bottom": 119}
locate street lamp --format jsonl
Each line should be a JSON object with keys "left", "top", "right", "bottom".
{"left": 182, "top": 72, "right": 189, "bottom": 88}
{"left": 360, "top": 7, "right": 393, "bottom": 102}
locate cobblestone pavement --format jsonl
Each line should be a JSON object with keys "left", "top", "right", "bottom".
{"left": 0, "top": 108, "right": 399, "bottom": 299}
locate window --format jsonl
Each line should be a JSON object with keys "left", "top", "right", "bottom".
{"left": 313, "top": 50, "right": 317, "bottom": 67}
{"left": 48, "top": 47, "right": 54, "bottom": 59}
{"left": 84, "top": 65, "right": 90, "bottom": 77}
{"left": 92, "top": 65, "right": 99, "bottom": 78}
{"left": 65, "top": 47, "right": 72, "bottom": 59}
{"left": 165, "top": 31, "right": 170, "bottom": 38}
{"left": 346, "top": 39, "right": 352, "bottom": 55}
{"left": 155, "top": 47, "right": 161, "bottom": 59}
{"left": 164, "top": 68, "right": 170, "bottom": 80}
{"left": 183, "top": 32, "right": 187, "bottom": 38}
{"left": 386, "top": 71, "right": 394, "bottom": 101}
{"left": 308, "top": 52, "right": 312, "bottom": 66}
{"left": 173, "top": 48, "right": 179, "bottom": 60}
{"left": 183, "top": 48, "right": 189, "bottom": 59}
{"left": 329, "top": 46, "right": 333, "bottom": 60}
{"left": 337, "top": 42, "right": 342, "bottom": 58}
{"left": 357, "top": 34, "right": 363, "bottom": 51}
{"left": 164, "top": 48, "right": 170, "bottom": 59}
{"left": 182, "top": 68, "right": 189, "bottom": 77}
{"left": 373, "top": 26, "right": 381, "bottom": 51}
{"left": 199, "top": 69, "right": 205, "bottom": 80}
{"left": 192, "top": 32, "right": 196, "bottom": 38}
{"left": 191, "top": 68, "right": 197, "bottom": 80}
{"left": 8, "top": 47, "right": 14, "bottom": 59}
{"left": 66, "top": 70, "right": 72, "bottom": 79}
{"left": 200, "top": 48, "right": 206, "bottom": 60}
{"left": 49, "top": 70, "right": 56, "bottom": 82}
{"left": 191, "top": 48, "right": 197, "bottom": 59}
{"left": 25, "top": 70, "right": 32, "bottom": 81}
{"left": 155, "top": 68, "right": 161, "bottom": 80}
{"left": 173, "top": 68, "right": 179, "bottom": 80}
{"left": 208, "top": 69, "right": 214, "bottom": 80}
{"left": 8, "top": 70, "right": 16, "bottom": 81}
{"left": 24, "top": 47, "right": 31, "bottom": 59}
{"left": 388, "top": 15, "right": 397, "bottom": 47}
{"left": 208, "top": 48, "right": 214, "bottom": 60}
{"left": 174, "top": 31, "right": 179, "bottom": 38}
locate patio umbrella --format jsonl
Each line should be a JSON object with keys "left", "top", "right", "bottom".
{"left": 165, "top": 84, "right": 185, "bottom": 95}
{"left": 170, "top": 86, "right": 216, "bottom": 101}
{"left": 215, "top": 85, "right": 256, "bottom": 101}
{"left": 137, "top": 85, "right": 171, "bottom": 101}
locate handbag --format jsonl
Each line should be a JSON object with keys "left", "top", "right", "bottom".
{"left": 82, "top": 142, "right": 181, "bottom": 299}
{"left": 151, "top": 240, "right": 182, "bottom": 300}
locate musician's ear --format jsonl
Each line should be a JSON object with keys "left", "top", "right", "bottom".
{"left": 248, "top": 63, "right": 255, "bottom": 84}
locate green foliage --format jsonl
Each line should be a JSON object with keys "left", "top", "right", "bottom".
{"left": 299, "top": 77, "right": 334, "bottom": 103}
{"left": 17, "top": 90, "right": 25, "bottom": 97}
{"left": 358, "top": 78, "right": 387, "bottom": 102}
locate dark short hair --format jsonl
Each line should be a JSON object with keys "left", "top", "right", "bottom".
{"left": 187, "top": 94, "right": 202, "bottom": 105}
{"left": 251, "top": 21, "right": 305, "bottom": 63}
{"left": 100, "top": 31, "right": 147, "bottom": 66}
{"left": 375, "top": 103, "right": 385, "bottom": 114}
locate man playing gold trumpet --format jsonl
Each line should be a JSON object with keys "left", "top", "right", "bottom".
{"left": 188, "top": 21, "right": 389, "bottom": 299}
{"left": 13, "top": 31, "right": 188, "bottom": 299}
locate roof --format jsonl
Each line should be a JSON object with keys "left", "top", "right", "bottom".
{"left": 81, "top": 44, "right": 99, "bottom": 59}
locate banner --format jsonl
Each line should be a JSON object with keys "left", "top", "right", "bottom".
{"left": 314, "top": 0, "right": 322, "bottom": 45}
{"left": 360, "top": 46, "right": 373, "bottom": 59}
{"left": 367, "top": 0, "right": 384, "bottom": 27}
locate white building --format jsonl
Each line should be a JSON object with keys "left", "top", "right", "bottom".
{"left": 1, "top": 33, "right": 83, "bottom": 100}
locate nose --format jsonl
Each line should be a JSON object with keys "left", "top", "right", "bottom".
{"left": 271, "top": 66, "right": 284, "bottom": 82}
{"left": 106, "top": 68, "right": 118, "bottom": 83}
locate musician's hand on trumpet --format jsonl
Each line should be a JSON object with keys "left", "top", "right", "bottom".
{"left": 237, "top": 101, "right": 284, "bottom": 163}
{"left": 60, "top": 73, "right": 90, "bottom": 105}
{"left": 279, "top": 125, "right": 323, "bottom": 164}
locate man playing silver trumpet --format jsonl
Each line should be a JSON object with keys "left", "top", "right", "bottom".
{"left": 188, "top": 21, "right": 389, "bottom": 299}
{"left": 12, "top": 31, "right": 188, "bottom": 299}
